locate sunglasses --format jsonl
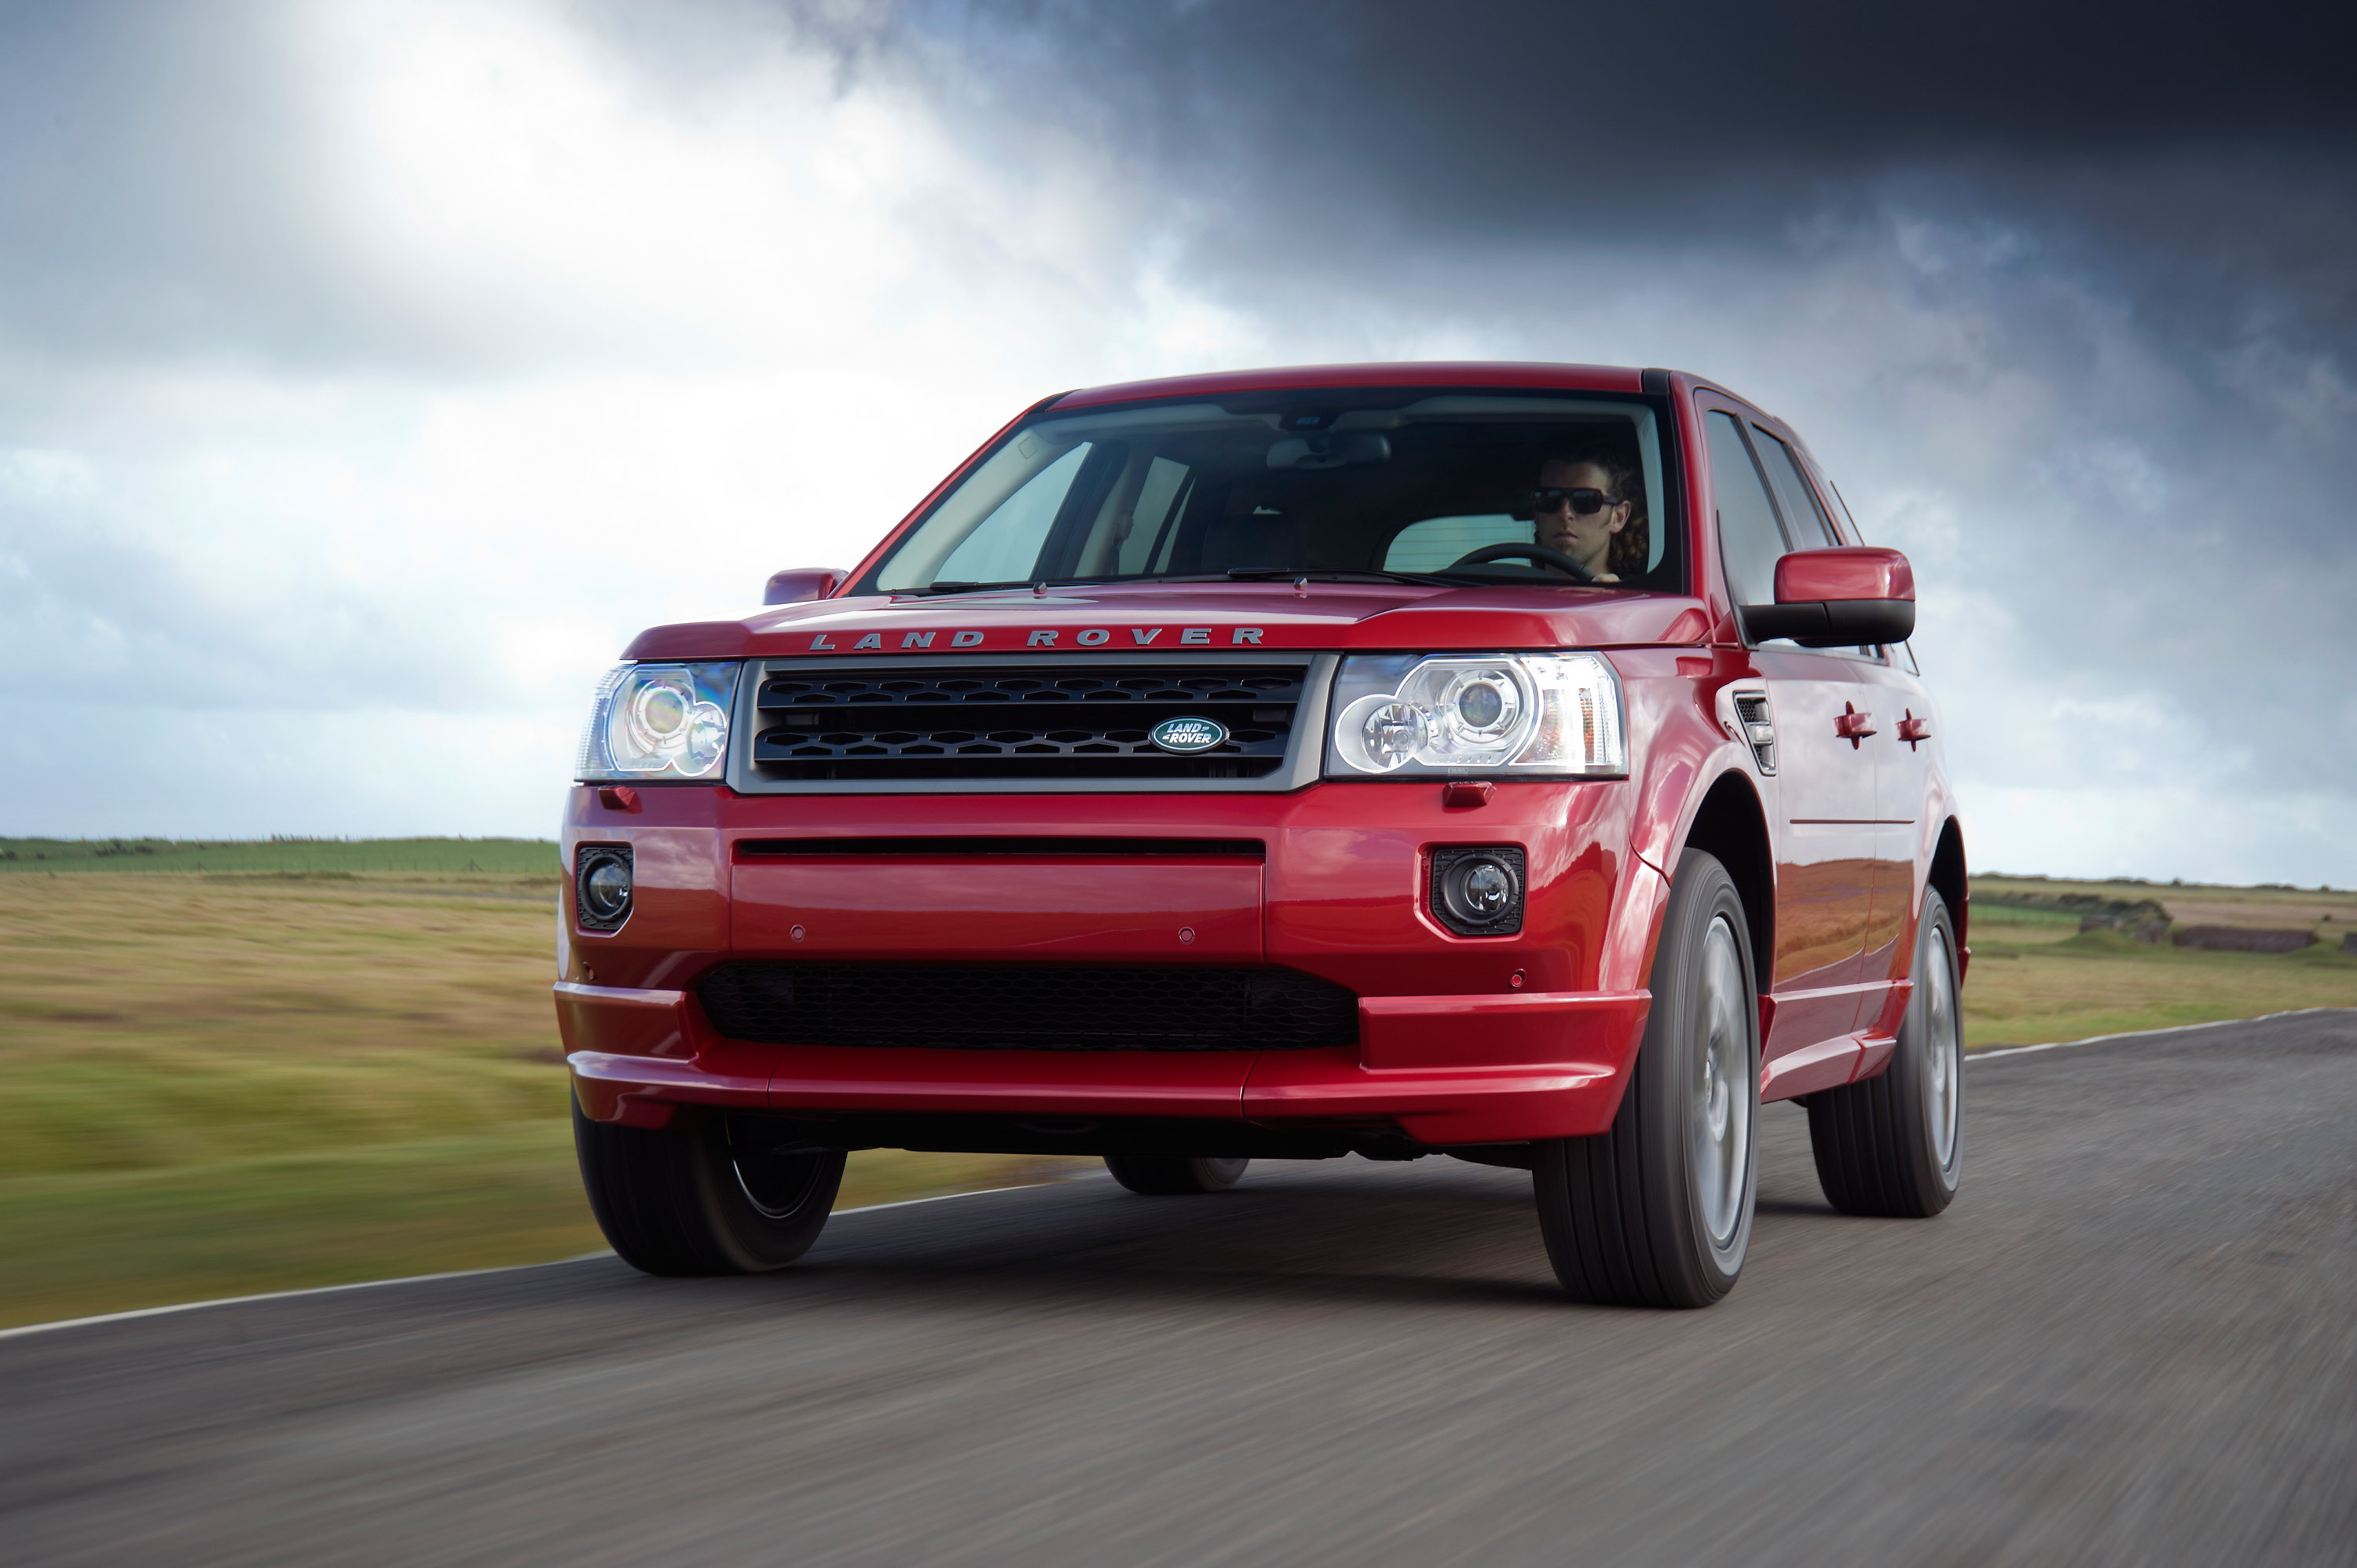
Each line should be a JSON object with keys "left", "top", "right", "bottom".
{"left": 1528, "top": 487, "right": 1621, "bottom": 516}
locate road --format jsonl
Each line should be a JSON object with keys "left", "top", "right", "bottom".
{"left": 5, "top": 1012, "right": 2353, "bottom": 1566}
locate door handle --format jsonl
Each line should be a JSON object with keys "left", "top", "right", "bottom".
{"left": 1835, "top": 704, "right": 1877, "bottom": 746}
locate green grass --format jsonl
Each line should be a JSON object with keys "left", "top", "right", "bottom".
{"left": 0, "top": 1125, "right": 1083, "bottom": 1330}
{"left": 1960, "top": 894, "right": 2357, "bottom": 1049}
{"left": 0, "top": 1123, "right": 597, "bottom": 1328}
{"left": 0, "top": 872, "right": 1086, "bottom": 1328}
{"left": 0, "top": 836, "right": 560, "bottom": 877}
{"left": 1956, "top": 874, "right": 2357, "bottom": 1049}
{"left": 1974, "top": 871, "right": 2357, "bottom": 941}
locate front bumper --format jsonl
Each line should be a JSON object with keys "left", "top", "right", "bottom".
{"left": 559, "top": 779, "right": 1665, "bottom": 1149}
{"left": 560, "top": 981, "right": 1649, "bottom": 1146}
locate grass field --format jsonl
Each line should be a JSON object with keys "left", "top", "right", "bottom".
{"left": 1, "top": 846, "right": 2351, "bottom": 1328}
{"left": 1962, "top": 898, "right": 2357, "bottom": 1046}
{"left": 0, "top": 835, "right": 560, "bottom": 877}
{"left": 1974, "top": 872, "right": 2357, "bottom": 942}
{"left": 0, "top": 867, "right": 1087, "bottom": 1328}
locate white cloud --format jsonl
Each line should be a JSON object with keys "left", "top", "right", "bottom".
{"left": 0, "top": 0, "right": 2351, "bottom": 887}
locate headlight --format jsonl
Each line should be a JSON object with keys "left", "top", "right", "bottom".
{"left": 575, "top": 662, "right": 742, "bottom": 781}
{"left": 1325, "top": 653, "right": 1626, "bottom": 778}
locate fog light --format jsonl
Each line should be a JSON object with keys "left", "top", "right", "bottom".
{"left": 577, "top": 844, "right": 633, "bottom": 932}
{"left": 1431, "top": 845, "right": 1525, "bottom": 936}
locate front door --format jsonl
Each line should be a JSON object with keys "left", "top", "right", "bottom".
{"left": 1699, "top": 403, "right": 1879, "bottom": 1086}
{"left": 1755, "top": 649, "right": 1883, "bottom": 1050}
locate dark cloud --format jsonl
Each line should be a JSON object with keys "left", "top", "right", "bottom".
{"left": 897, "top": 1, "right": 2357, "bottom": 203}
{"left": 864, "top": 2, "right": 2357, "bottom": 354}
{"left": 848, "top": 0, "right": 2357, "bottom": 832}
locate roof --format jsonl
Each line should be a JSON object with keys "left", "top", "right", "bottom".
{"left": 1050, "top": 361, "right": 1658, "bottom": 409}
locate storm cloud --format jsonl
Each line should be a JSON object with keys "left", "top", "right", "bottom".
{"left": 853, "top": 0, "right": 2357, "bottom": 874}
{"left": 2, "top": 0, "right": 2352, "bottom": 880}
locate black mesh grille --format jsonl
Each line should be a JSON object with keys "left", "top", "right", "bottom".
{"left": 696, "top": 963, "right": 1358, "bottom": 1051}
{"left": 749, "top": 663, "right": 1307, "bottom": 780}
{"left": 1732, "top": 693, "right": 1776, "bottom": 775}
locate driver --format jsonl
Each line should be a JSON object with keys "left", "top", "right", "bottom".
{"left": 1531, "top": 454, "right": 1646, "bottom": 583}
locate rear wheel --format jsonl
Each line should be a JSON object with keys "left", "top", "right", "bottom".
{"left": 573, "top": 1097, "right": 845, "bottom": 1276}
{"left": 1533, "top": 848, "right": 1759, "bottom": 1308}
{"left": 1807, "top": 888, "right": 1963, "bottom": 1217}
{"left": 1103, "top": 1155, "right": 1249, "bottom": 1195}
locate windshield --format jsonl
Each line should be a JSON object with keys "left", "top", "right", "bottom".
{"left": 864, "top": 392, "right": 1678, "bottom": 595}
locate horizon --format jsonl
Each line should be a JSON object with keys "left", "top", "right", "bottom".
{"left": 1, "top": 833, "right": 2344, "bottom": 897}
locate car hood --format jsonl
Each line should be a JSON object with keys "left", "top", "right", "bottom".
{"left": 621, "top": 581, "right": 1712, "bottom": 661}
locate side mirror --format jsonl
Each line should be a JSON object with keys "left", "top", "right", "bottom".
{"left": 763, "top": 568, "right": 847, "bottom": 606}
{"left": 1741, "top": 547, "right": 1915, "bottom": 648}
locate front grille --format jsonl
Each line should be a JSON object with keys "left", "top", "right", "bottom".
{"left": 747, "top": 662, "right": 1309, "bottom": 781}
{"left": 697, "top": 963, "right": 1359, "bottom": 1051}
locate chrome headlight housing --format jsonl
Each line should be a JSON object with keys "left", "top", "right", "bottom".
{"left": 575, "top": 662, "right": 742, "bottom": 781}
{"left": 1325, "top": 653, "right": 1627, "bottom": 778}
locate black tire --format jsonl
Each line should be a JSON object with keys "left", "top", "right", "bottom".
{"left": 1808, "top": 888, "right": 1964, "bottom": 1218}
{"left": 572, "top": 1097, "right": 845, "bottom": 1276}
{"left": 1533, "top": 848, "right": 1760, "bottom": 1308}
{"left": 1103, "top": 1155, "right": 1250, "bottom": 1194}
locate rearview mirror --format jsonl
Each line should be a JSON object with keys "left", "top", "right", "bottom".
{"left": 1266, "top": 433, "right": 1390, "bottom": 471}
{"left": 764, "top": 568, "right": 846, "bottom": 606}
{"left": 1741, "top": 547, "right": 1915, "bottom": 647}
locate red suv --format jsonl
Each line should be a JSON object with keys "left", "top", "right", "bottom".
{"left": 559, "top": 363, "right": 1967, "bottom": 1309}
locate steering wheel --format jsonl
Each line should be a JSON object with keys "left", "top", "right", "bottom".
{"left": 1448, "top": 542, "right": 1595, "bottom": 584}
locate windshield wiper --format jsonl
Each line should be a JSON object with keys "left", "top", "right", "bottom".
{"left": 1225, "top": 567, "right": 1472, "bottom": 588}
{"left": 893, "top": 580, "right": 1033, "bottom": 597}
{"left": 905, "top": 574, "right": 1204, "bottom": 597}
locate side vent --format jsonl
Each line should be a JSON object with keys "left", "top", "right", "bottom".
{"left": 1732, "top": 693, "right": 1776, "bottom": 775}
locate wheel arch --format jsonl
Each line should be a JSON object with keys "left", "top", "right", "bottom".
{"left": 1928, "top": 815, "right": 1967, "bottom": 957}
{"left": 1677, "top": 770, "right": 1774, "bottom": 980}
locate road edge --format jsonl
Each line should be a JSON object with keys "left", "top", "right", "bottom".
{"left": 1967, "top": 1005, "right": 2350, "bottom": 1061}
{"left": 0, "top": 1181, "right": 1074, "bottom": 1344}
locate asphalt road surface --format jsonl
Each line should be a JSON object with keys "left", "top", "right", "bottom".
{"left": 6, "top": 1012, "right": 2354, "bottom": 1566}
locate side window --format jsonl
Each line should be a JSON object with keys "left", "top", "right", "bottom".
{"left": 1704, "top": 411, "right": 1788, "bottom": 607}
{"left": 1384, "top": 514, "right": 1529, "bottom": 571}
{"left": 1751, "top": 428, "right": 1838, "bottom": 547}
{"left": 1802, "top": 453, "right": 1863, "bottom": 544}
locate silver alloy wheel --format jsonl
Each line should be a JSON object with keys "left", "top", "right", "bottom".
{"left": 1692, "top": 912, "right": 1752, "bottom": 1247}
{"left": 734, "top": 1155, "right": 823, "bottom": 1220}
{"left": 1923, "top": 924, "right": 1962, "bottom": 1169}
{"left": 727, "top": 1123, "right": 827, "bottom": 1220}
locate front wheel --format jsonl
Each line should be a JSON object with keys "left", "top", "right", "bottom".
{"left": 1807, "top": 888, "right": 1964, "bottom": 1217}
{"left": 1104, "top": 1155, "right": 1249, "bottom": 1194}
{"left": 573, "top": 1098, "right": 846, "bottom": 1276}
{"left": 1533, "top": 848, "right": 1759, "bottom": 1308}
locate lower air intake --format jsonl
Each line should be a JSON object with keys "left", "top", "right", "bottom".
{"left": 696, "top": 963, "right": 1359, "bottom": 1051}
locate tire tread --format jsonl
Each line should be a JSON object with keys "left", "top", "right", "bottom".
{"left": 572, "top": 1099, "right": 841, "bottom": 1274}
{"left": 1534, "top": 849, "right": 1758, "bottom": 1309}
{"left": 1806, "top": 891, "right": 1962, "bottom": 1219}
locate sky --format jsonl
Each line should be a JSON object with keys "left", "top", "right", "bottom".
{"left": 2, "top": 0, "right": 2352, "bottom": 883}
